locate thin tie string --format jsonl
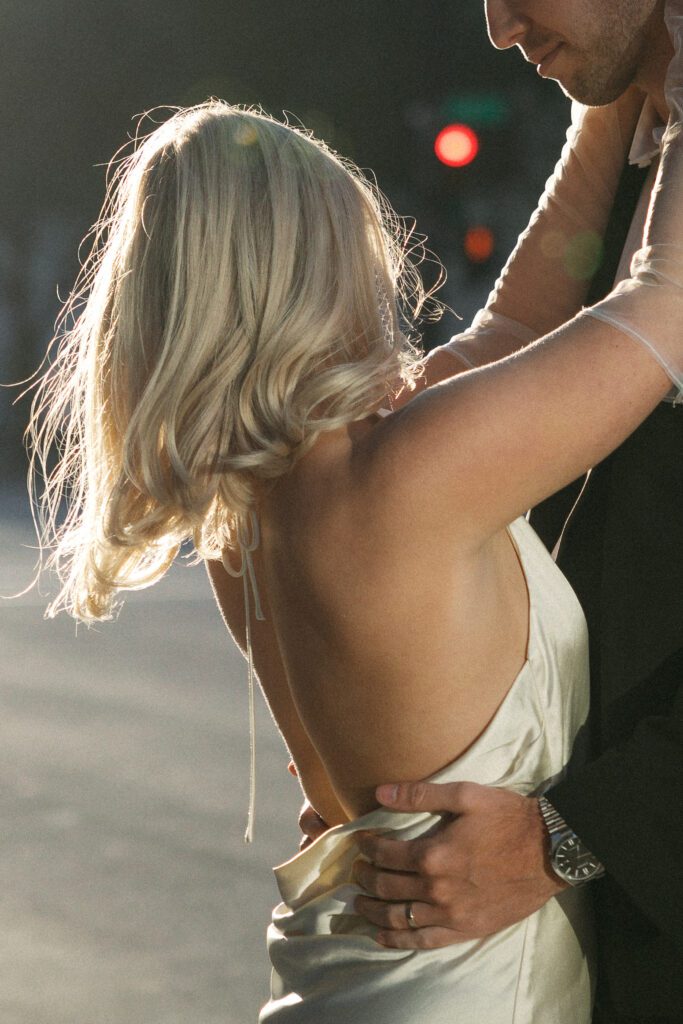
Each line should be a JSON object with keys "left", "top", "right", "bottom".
{"left": 221, "top": 511, "right": 265, "bottom": 843}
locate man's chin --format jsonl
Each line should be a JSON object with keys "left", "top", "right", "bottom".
{"left": 553, "top": 70, "right": 637, "bottom": 108}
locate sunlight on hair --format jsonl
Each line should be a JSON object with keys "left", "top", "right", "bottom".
{"left": 25, "top": 100, "right": 445, "bottom": 622}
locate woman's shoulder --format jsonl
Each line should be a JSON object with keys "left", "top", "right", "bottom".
{"left": 264, "top": 408, "right": 492, "bottom": 619}
{"left": 275, "top": 402, "right": 488, "bottom": 574}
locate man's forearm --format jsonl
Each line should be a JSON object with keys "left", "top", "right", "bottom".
{"left": 547, "top": 688, "right": 683, "bottom": 943}
{"left": 419, "top": 314, "right": 540, "bottom": 396}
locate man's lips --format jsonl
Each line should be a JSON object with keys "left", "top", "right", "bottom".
{"left": 528, "top": 43, "right": 565, "bottom": 77}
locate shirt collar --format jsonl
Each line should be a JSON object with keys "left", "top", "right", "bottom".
{"left": 628, "top": 96, "right": 665, "bottom": 168}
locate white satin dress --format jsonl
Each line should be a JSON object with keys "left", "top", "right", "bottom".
{"left": 259, "top": 516, "right": 595, "bottom": 1023}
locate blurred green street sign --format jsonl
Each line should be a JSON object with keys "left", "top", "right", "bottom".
{"left": 440, "top": 93, "right": 511, "bottom": 127}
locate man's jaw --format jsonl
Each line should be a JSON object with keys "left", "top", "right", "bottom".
{"left": 520, "top": 37, "right": 636, "bottom": 106}
{"left": 518, "top": 7, "right": 667, "bottom": 110}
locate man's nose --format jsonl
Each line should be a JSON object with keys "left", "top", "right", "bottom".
{"left": 485, "top": 0, "right": 529, "bottom": 50}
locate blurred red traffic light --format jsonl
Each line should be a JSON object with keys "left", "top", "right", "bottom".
{"left": 434, "top": 124, "right": 480, "bottom": 168}
{"left": 464, "top": 225, "right": 495, "bottom": 263}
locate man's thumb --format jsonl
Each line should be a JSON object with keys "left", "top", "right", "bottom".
{"left": 376, "top": 780, "right": 476, "bottom": 813}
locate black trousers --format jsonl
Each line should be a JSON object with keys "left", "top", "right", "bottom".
{"left": 593, "top": 1007, "right": 682, "bottom": 1024}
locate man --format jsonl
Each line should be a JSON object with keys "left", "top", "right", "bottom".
{"left": 301, "top": 2, "right": 683, "bottom": 1021}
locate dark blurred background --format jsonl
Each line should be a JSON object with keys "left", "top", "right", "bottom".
{"left": 0, "top": 4, "right": 571, "bottom": 1022}
{"left": 0, "top": 0, "right": 570, "bottom": 480}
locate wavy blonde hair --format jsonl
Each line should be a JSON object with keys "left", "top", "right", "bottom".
{"left": 27, "top": 100, "right": 442, "bottom": 621}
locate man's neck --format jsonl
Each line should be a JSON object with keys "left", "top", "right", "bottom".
{"left": 634, "top": 2, "right": 672, "bottom": 123}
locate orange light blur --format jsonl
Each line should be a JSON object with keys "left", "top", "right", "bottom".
{"left": 464, "top": 226, "right": 495, "bottom": 263}
{"left": 434, "top": 124, "right": 480, "bottom": 168}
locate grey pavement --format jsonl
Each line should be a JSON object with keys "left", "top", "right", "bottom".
{"left": 0, "top": 492, "right": 302, "bottom": 1024}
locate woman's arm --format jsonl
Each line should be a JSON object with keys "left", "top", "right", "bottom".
{"left": 418, "top": 87, "right": 645, "bottom": 394}
{"left": 365, "top": 120, "right": 683, "bottom": 549}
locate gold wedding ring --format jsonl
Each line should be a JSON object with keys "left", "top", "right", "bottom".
{"left": 405, "top": 902, "right": 418, "bottom": 929}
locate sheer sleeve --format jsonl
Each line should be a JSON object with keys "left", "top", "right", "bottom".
{"left": 581, "top": 120, "right": 683, "bottom": 404}
{"left": 442, "top": 88, "right": 645, "bottom": 369}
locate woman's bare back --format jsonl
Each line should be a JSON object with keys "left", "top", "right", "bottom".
{"left": 208, "top": 411, "right": 530, "bottom": 822}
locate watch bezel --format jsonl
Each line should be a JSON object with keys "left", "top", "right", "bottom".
{"left": 552, "top": 833, "right": 605, "bottom": 885}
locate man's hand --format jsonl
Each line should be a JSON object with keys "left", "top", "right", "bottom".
{"left": 353, "top": 780, "right": 566, "bottom": 949}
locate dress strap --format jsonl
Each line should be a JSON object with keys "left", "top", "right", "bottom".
{"left": 221, "top": 511, "right": 265, "bottom": 843}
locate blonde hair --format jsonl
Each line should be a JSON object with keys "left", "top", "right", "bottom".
{"left": 27, "top": 100, "right": 442, "bottom": 621}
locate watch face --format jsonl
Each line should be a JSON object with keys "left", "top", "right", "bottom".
{"left": 554, "top": 836, "right": 602, "bottom": 883}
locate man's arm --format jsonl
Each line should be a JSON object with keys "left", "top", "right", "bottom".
{"left": 417, "top": 87, "right": 644, "bottom": 395}
{"left": 547, "top": 658, "right": 683, "bottom": 944}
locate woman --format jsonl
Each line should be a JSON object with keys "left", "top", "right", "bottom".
{"left": 29, "top": 22, "right": 683, "bottom": 1024}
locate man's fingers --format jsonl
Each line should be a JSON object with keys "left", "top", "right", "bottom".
{"left": 353, "top": 860, "right": 428, "bottom": 903}
{"left": 376, "top": 925, "right": 472, "bottom": 950}
{"left": 375, "top": 780, "right": 480, "bottom": 815}
{"left": 355, "top": 896, "right": 437, "bottom": 931}
{"left": 356, "top": 832, "right": 427, "bottom": 872}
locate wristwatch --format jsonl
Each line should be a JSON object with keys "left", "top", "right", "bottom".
{"left": 538, "top": 796, "right": 606, "bottom": 887}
